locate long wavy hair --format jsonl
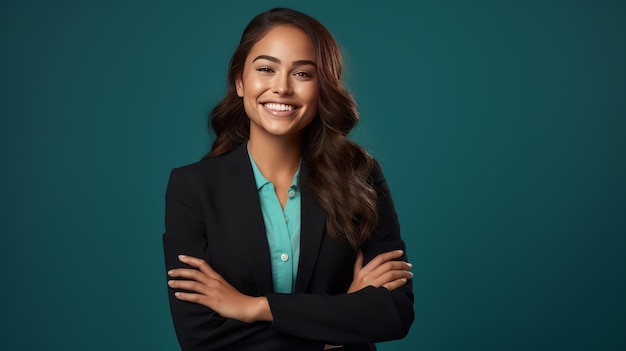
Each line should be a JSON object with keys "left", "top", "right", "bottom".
{"left": 203, "top": 8, "right": 377, "bottom": 248}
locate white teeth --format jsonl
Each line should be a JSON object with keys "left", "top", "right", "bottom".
{"left": 264, "top": 103, "right": 294, "bottom": 111}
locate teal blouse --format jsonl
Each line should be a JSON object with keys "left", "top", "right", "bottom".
{"left": 248, "top": 153, "right": 301, "bottom": 293}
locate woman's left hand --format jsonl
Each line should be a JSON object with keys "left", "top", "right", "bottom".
{"left": 347, "top": 250, "right": 412, "bottom": 293}
{"left": 167, "top": 255, "right": 272, "bottom": 323}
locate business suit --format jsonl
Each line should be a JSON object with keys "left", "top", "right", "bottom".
{"left": 163, "top": 143, "right": 414, "bottom": 350}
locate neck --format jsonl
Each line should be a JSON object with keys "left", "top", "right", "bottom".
{"left": 247, "top": 132, "right": 302, "bottom": 180}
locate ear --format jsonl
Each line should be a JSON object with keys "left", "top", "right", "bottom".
{"left": 235, "top": 75, "right": 244, "bottom": 97}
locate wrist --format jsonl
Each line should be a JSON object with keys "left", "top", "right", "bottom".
{"left": 247, "top": 296, "right": 273, "bottom": 323}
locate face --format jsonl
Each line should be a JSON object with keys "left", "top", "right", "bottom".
{"left": 236, "top": 25, "right": 319, "bottom": 140}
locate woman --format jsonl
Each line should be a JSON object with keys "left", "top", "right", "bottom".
{"left": 163, "top": 8, "right": 414, "bottom": 350}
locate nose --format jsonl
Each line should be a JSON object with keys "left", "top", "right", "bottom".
{"left": 272, "top": 72, "right": 292, "bottom": 96}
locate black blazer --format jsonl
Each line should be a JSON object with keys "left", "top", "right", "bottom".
{"left": 163, "top": 143, "right": 414, "bottom": 351}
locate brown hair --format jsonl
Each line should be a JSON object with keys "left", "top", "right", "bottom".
{"left": 204, "top": 8, "right": 377, "bottom": 248}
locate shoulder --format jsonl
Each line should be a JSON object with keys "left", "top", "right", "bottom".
{"left": 169, "top": 143, "right": 247, "bottom": 187}
{"left": 369, "top": 158, "right": 391, "bottom": 194}
{"left": 171, "top": 155, "right": 227, "bottom": 187}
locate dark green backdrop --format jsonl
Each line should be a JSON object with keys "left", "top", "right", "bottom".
{"left": 1, "top": 0, "right": 624, "bottom": 350}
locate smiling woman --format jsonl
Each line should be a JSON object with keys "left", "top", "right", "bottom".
{"left": 163, "top": 8, "right": 414, "bottom": 350}
{"left": 236, "top": 26, "right": 319, "bottom": 145}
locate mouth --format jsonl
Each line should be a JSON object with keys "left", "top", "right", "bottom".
{"left": 260, "top": 102, "right": 301, "bottom": 118}
{"left": 262, "top": 102, "right": 298, "bottom": 112}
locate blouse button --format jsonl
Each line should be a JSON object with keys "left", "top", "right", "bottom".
{"left": 280, "top": 253, "right": 289, "bottom": 262}
{"left": 288, "top": 189, "right": 296, "bottom": 198}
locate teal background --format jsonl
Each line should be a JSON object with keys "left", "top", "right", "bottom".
{"left": 1, "top": 0, "right": 624, "bottom": 350}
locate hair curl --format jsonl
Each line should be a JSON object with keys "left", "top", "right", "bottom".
{"left": 203, "top": 8, "right": 377, "bottom": 248}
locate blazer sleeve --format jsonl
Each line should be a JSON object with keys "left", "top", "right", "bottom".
{"left": 163, "top": 167, "right": 324, "bottom": 351}
{"left": 266, "top": 162, "right": 415, "bottom": 345}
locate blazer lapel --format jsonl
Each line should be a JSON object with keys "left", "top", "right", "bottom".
{"left": 225, "top": 143, "right": 274, "bottom": 294}
{"left": 223, "top": 144, "right": 327, "bottom": 294}
{"left": 294, "top": 169, "right": 326, "bottom": 293}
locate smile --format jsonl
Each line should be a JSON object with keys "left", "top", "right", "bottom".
{"left": 263, "top": 103, "right": 296, "bottom": 111}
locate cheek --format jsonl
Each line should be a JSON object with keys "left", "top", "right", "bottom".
{"left": 299, "top": 84, "right": 320, "bottom": 106}
{"left": 247, "top": 75, "right": 270, "bottom": 94}
{"left": 240, "top": 72, "right": 264, "bottom": 97}
{"left": 248, "top": 80, "right": 264, "bottom": 93}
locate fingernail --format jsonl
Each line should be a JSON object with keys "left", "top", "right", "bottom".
{"left": 407, "top": 262, "right": 413, "bottom": 268}
{"left": 409, "top": 271, "right": 414, "bottom": 276}
{"left": 175, "top": 292, "right": 181, "bottom": 297}
{"left": 168, "top": 280, "right": 174, "bottom": 286}
{"left": 178, "top": 255, "right": 187, "bottom": 260}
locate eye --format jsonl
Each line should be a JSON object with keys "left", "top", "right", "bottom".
{"left": 256, "top": 66, "right": 274, "bottom": 73}
{"left": 294, "top": 71, "right": 313, "bottom": 78}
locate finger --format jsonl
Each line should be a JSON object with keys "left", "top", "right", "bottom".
{"left": 174, "top": 291, "right": 207, "bottom": 305}
{"left": 168, "top": 279, "right": 210, "bottom": 295}
{"left": 178, "top": 255, "right": 220, "bottom": 277}
{"left": 361, "top": 250, "right": 404, "bottom": 272}
{"left": 382, "top": 278, "right": 408, "bottom": 292}
{"left": 168, "top": 268, "right": 211, "bottom": 284}
{"left": 353, "top": 250, "right": 364, "bottom": 272}
{"left": 368, "top": 260, "right": 412, "bottom": 279}
{"left": 369, "top": 269, "right": 413, "bottom": 288}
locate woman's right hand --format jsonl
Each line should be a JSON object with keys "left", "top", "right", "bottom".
{"left": 325, "top": 250, "right": 411, "bottom": 350}
{"left": 347, "top": 250, "right": 413, "bottom": 293}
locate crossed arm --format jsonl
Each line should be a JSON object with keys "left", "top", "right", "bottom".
{"left": 167, "top": 249, "right": 413, "bottom": 324}
{"left": 164, "top": 163, "right": 414, "bottom": 349}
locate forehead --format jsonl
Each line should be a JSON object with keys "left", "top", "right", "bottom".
{"left": 247, "top": 25, "right": 316, "bottom": 62}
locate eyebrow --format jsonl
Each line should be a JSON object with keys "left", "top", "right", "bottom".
{"left": 252, "top": 55, "right": 317, "bottom": 67}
